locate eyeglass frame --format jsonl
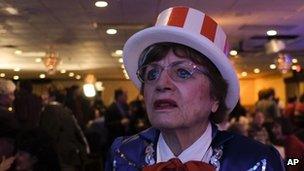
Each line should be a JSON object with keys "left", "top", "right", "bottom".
{"left": 136, "top": 60, "right": 212, "bottom": 84}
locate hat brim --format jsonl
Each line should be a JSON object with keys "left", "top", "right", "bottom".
{"left": 123, "top": 26, "right": 240, "bottom": 113}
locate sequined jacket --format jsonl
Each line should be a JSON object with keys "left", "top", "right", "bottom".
{"left": 105, "top": 124, "right": 285, "bottom": 171}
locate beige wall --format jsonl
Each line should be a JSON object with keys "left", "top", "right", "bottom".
{"left": 240, "top": 76, "right": 286, "bottom": 106}
{"left": 102, "top": 80, "right": 140, "bottom": 106}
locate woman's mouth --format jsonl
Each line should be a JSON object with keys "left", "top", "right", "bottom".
{"left": 153, "top": 99, "right": 178, "bottom": 110}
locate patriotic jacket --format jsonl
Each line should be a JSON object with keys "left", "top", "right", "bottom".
{"left": 105, "top": 124, "right": 285, "bottom": 171}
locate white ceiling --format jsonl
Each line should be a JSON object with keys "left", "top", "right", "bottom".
{"left": 0, "top": 0, "right": 304, "bottom": 80}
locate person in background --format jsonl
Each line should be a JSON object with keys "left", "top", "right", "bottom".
{"left": 86, "top": 97, "right": 108, "bottom": 160}
{"left": 13, "top": 128, "right": 61, "bottom": 171}
{"left": 106, "top": 6, "right": 284, "bottom": 171}
{"left": 128, "top": 98, "right": 150, "bottom": 134}
{"left": 105, "top": 89, "right": 130, "bottom": 144}
{"left": 248, "top": 111, "right": 270, "bottom": 144}
{"left": 284, "top": 96, "right": 297, "bottom": 119}
{"left": 39, "top": 89, "right": 90, "bottom": 171}
{"left": 0, "top": 79, "right": 19, "bottom": 132}
{"left": 268, "top": 118, "right": 304, "bottom": 171}
{"left": 228, "top": 100, "right": 247, "bottom": 122}
{"left": 13, "top": 80, "right": 43, "bottom": 130}
{"left": 255, "top": 88, "right": 280, "bottom": 123}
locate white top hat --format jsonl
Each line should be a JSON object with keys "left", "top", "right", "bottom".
{"left": 123, "top": 6, "right": 240, "bottom": 113}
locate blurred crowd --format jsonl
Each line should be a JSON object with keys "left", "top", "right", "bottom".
{"left": 226, "top": 88, "right": 304, "bottom": 171}
{"left": 1, "top": 78, "right": 303, "bottom": 171}
{"left": 0, "top": 79, "right": 150, "bottom": 171}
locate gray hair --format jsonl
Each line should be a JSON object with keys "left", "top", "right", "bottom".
{"left": 0, "top": 79, "right": 16, "bottom": 95}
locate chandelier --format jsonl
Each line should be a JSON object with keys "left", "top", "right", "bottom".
{"left": 275, "top": 53, "right": 292, "bottom": 73}
{"left": 43, "top": 51, "right": 61, "bottom": 75}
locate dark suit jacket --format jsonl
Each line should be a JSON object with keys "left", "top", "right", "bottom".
{"left": 106, "top": 102, "right": 129, "bottom": 142}
{"left": 105, "top": 124, "right": 285, "bottom": 171}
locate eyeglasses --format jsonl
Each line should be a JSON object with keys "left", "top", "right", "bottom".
{"left": 136, "top": 60, "right": 210, "bottom": 84}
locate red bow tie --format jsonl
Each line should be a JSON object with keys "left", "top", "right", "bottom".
{"left": 142, "top": 158, "right": 215, "bottom": 171}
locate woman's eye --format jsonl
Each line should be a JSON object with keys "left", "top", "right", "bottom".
{"left": 176, "top": 68, "right": 191, "bottom": 79}
{"left": 146, "top": 68, "right": 159, "bottom": 80}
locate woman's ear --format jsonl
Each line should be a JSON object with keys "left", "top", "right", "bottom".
{"left": 211, "top": 100, "right": 219, "bottom": 113}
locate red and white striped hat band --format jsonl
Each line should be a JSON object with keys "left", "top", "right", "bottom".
{"left": 155, "top": 7, "right": 229, "bottom": 56}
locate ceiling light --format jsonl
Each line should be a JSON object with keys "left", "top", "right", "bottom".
{"left": 292, "top": 58, "right": 298, "bottom": 63}
{"left": 115, "top": 50, "right": 123, "bottom": 55}
{"left": 229, "top": 50, "right": 238, "bottom": 56}
{"left": 69, "top": 72, "right": 75, "bottom": 77}
{"left": 39, "top": 74, "right": 46, "bottom": 79}
{"left": 35, "top": 58, "right": 42, "bottom": 63}
{"left": 83, "top": 84, "right": 96, "bottom": 97}
{"left": 5, "top": 7, "right": 18, "bottom": 15}
{"left": 291, "top": 65, "right": 298, "bottom": 70}
{"left": 106, "top": 28, "right": 117, "bottom": 35}
{"left": 14, "top": 50, "right": 22, "bottom": 55}
{"left": 123, "top": 69, "right": 127, "bottom": 74}
{"left": 121, "top": 64, "right": 125, "bottom": 69}
{"left": 269, "top": 64, "right": 276, "bottom": 69}
{"left": 0, "top": 73, "right": 5, "bottom": 77}
{"left": 14, "top": 68, "right": 20, "bottom": 72}
{"left": 241, "top": 72, "right": 248, "bottom": 77}
{"left": 267, "top": 30, "right": 277, "bottom": 36}
{"left": 75, "top": 75, "right": 81, "bottom": 80}
{"left": 95, "top": 1, "right": 108, "bottom": 8}
{"left": 60, "top": 69, "right": 66, "bottom": 74}
{"left": 95, "top": 81, "right": 105, "bottom": 91}
{"left": 13, "top": 75, "right": 19, "bottom": 80}
{"left": 253, "top": 68, "right": 260, "bottom": 74}
{"left": 118, "top": 58, "right": 123, "bottom": 63}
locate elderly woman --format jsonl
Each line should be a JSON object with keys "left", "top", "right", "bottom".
{"left": 106, "top": 7, "right": 284, "bottom": 171}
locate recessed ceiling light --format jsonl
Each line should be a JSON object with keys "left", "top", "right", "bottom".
{"left": 69, "top": 72, "right": 75, "bottom": 77}
{"left": 95, "top": 1, "right": 108, "bottom": 8}
{"left": 75, "top": 75, "right": 81, "bottom": 80}
{"left": 14, "top": 50, "right": 22, "bottom": 55}
{"left": 5, "top": 7, "right": 18, "bottom": 15}
{"left": 39, "top": 74, "right": 46, "bottom": 79}
{"left": 106, "top": 28, "right": 117, "bottom": 35}
{"left": 13, "top": 75, "right": 19, "bottom": 80}
{"left": 267, "top": 30, "right": 277, "bottom": 36}
{"left": 269, "top": 64, "right": 276, "bottom": 69}
{"left": 121, "top": 64, "right": 125, "bottom": 69}
{"left": 123, "top": 69, "right": 127, "bottom": 74}
{"left": 14, "top": 68, "right": 20, "bottom": 72}
{"left": 0, "top": 73, "right": 5, "bottom": 77}
{"left": 118, "top": 58, "right": 123, "bottom": 63}
{"left": 292, "top": 58, "right": 298, "bottom": 63}
{"left": 229, "top": 50, "right": 238, "bottom": 56}
{"left": 115, "top": 50, "right": 123, "bottom": 55}
{"left": 253, "top": 68, "right": 260, "bottom": 74}
{"left": 35, "top": 58, "right": 42, "bottom": 63}
{"left": 60, "top": 69, "right": 66, "bottom": 74}
{"left": 241, "top": 72, "right": 248, "bottom": 77}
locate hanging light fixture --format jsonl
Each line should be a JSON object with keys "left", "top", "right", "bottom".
{"left": 275, "top": 53, "right": 292, "bottom": 73}
{"left": 43, "top": 50, "right": 61, "bottom": 75}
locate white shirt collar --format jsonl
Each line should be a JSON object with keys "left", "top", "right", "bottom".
{"left": 156, "top": 122, "right": 213, "bottom": 163}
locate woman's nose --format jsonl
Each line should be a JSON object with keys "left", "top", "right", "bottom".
{"left": 155, "top": 70, "right": 176, "bottom": 92}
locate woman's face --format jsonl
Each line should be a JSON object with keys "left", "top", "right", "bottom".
{"left": 143, "top": 50, "right": 218, "bottom": 130}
